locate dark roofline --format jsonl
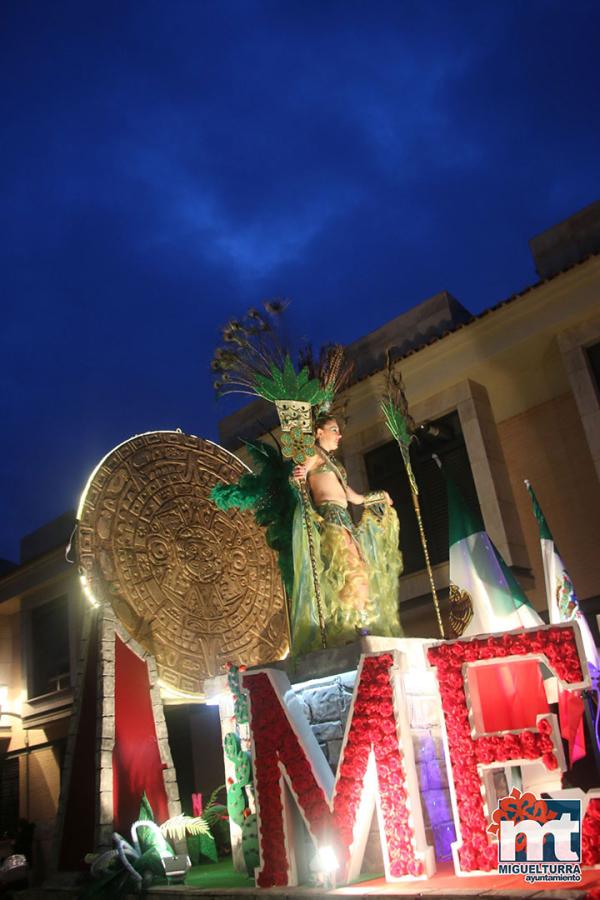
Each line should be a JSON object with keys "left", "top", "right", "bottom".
{"left": 351, "top": 248, "right": 600, "bottom": 386}
{"left": 218, "top": 248, "right": 600, "bottom": 450}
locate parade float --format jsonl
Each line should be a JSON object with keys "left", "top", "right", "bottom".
{"left": 54, "top": 306, "right": 600, "bottom": 894}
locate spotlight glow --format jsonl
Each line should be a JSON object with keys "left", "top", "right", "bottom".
{"left": 315, "top": 846, "right": 339, "bottom": 874}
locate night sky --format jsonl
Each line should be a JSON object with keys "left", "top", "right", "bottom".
{"left": 2, "top": 1, "right": 600, "bottom": 563}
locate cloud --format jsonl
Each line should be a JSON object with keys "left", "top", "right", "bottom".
{"left": 1, "top": 0, "right": 600, "bottom": 558}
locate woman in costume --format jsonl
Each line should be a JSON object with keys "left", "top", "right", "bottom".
{"left": 290, "top": 415, "right": 404, "bottom": 654}
{"left": 210, "top": 305, "right": 404, "bottom": 655}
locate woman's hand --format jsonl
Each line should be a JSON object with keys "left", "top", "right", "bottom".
{"left": 384, "top": 491, "right": 393, "bottom": 506}
{"left": 293, "top": 464, "right": 308, "bottom": 482}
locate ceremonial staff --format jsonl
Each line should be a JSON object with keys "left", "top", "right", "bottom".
{"left": 380, "top": 361, "right": 445, "bottom": 638}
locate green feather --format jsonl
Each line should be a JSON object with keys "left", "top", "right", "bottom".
{"left": 210, "top": 441, "right": 296, "bottom": 595}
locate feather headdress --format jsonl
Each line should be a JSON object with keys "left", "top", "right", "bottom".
{"left": 212, "top": 302, "right": 351, "bottom": 461}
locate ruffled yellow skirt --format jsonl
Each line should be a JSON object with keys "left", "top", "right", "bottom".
{"left": 290, "top": 498, "right": 403, "bottom": 656}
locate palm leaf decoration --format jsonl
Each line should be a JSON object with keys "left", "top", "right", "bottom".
{"left": 253, "top": 355, "right": 327, "bottom": 404}
{"left": 160, "top": 815, "right": 210, "bottom": 842}
{"left": 381, "top": 398, "right": 413, "bottom": 449}
{"left": 380, "top": 354, "right": 418, "bottom": 494}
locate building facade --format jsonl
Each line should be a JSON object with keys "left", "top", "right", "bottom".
{"left": 219, "top": 200, "right": 600, "bottom": 638}
{"left": 0, "top": 512, "right": 84, "bottom": 880}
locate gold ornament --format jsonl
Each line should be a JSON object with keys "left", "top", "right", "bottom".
{"left": 77, "top": 431, "right": 288, "bottom": 696}
{"left": 448, "top": 582, "right": 474, "bottom": 636}
{"left": 275, "top": 399, "right": 316, "bottom": 464}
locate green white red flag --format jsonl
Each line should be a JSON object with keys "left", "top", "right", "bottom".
{"left": 524, "top": 479, "right": 598, "bottom": 764}
{"left": 447, "top": 475, "right": 543, "bottom": 637}
{"left": 525, "top": 480, "right": 599, "bottom": 670}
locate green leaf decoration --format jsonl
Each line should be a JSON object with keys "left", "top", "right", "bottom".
{"left": 187, "top": 830, "right": 218, "bottom": 865}
{"left": 199, "top": 831, "right": 218, "bottom": 863}
{"left": 205, "top": 783, "right": 227, "bottom": 809}
{"left": 381, "top": 399, "right": 414, "bottom": 448}
{"left": 296, "top": 366, "right": 309, "bottom": 389}
{"left": 203, "top": 802, "right": 227, "bottom": 827}
{"left": 134, "top": 795, "right": 172, "bottom": 862}
{"left": 252, "top": 356, "right": 327, "bottom": 403}
{"left": 252, "top": 372, "right": 280, "bottom": 401}
{"left": 381, "top": 399, "right": 419, "bottom": 495}
{"left": 139, "top": 792, "right": 154, "bottom": 823}
{"left": 282, "top": 355, "right": 297, "bottom": 394}
{"left": 297, "top": 376, "right": 327, "bottom": 403}
{"left": 132, "top": 847, "right": 165, "bottom": 878}
{"left": 263, "top": 363, "right": 279, "bottom": 392}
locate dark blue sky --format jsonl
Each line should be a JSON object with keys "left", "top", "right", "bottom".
{"left": 2, "top": 0, "right": 600, "bottom": 562}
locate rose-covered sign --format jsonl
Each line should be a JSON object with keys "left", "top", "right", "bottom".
{"left": 216, "top": 623, "right": 600, "bottom": 885}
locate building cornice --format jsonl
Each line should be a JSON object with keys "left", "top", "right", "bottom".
{"left": 0, "top": 545, "right": 74, "bottom": 605}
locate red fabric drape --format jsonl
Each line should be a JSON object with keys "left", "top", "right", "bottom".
{"left": 558, "top": 688, "right": 586, "bottom": 764}
{"left": 113, "top": 636, "right": 169, "bottom": 833}
{"left": 468, "top": 660, "right": 549, "bottom": 732}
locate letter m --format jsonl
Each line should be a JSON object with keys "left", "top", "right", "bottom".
{"left": 243, "top": 651, "right": 434, "bottom": 886}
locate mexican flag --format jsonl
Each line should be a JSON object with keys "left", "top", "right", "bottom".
{"left": 525, "top": 480, "right": 600, "bottom": 669}
{"left": 447, "top": 476, "right": 543, "bottom": 637}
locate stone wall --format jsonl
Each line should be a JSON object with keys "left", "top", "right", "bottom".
{"left": 294, "top": 672, "right": 354, "bottom": 770}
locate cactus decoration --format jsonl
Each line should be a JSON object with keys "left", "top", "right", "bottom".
{"left": 223, "top": 731, "right": 241, "bottom": 761}
{"left": 226, "top": 781, "right": 247, "bottom": 827}
{"left": 224, "top": 731, "right": 253, "bottom": 826}
{"left": 226, "top": 663, "right": 249, "bottom": 724}
{"left": 235, "top": 750, "right": 253, "bottom": 786}
{"left": 223, "top": 661, "right": 259, "bottom": 876}
{"left": 224, "top": 696, "right": 258, "bottom": 876}
{"left": 241, "top": 814, "right": 260, "bottom": 876}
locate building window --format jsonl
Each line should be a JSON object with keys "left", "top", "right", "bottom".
{"left": 363, "top": 411, "right": 482, "bottom": 576}
{"left": 586, "top": 341, "right": 600, "bottom": 399}
{"left": 30, "top": 595, "right": 71, "bottom": 698}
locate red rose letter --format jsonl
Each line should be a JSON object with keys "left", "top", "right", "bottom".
{"left": 243, "top": 652, "right": 434, "bottom": 887}
{"left": 427, "top": 624, "right": 588, "bottom": 874}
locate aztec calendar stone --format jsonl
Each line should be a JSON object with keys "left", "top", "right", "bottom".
{"left": 77, "top": 431, "right": 288, "bottom": 697}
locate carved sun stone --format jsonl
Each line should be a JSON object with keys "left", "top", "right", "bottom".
{"left": 77, "top": 431, "right": 288, "bottom": 696}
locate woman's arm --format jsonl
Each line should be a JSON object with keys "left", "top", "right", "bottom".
{"left": 346, "top": 485, "right": 365, "bottom": 504}
{"left": 292, "top": 455, "right": 319, "bottom": 482}
{"left": 346, "top": 486, "right": 393, "bottom": 505}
